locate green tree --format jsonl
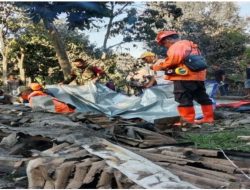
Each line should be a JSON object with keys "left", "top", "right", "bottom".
{"left": 16, "top": 2, "right": 111, "bottom": 79}
{"left": 174, "top": 2, "right": 247, "bottom": 77}
{"left": 55, "top": 21, "right": 102, "bottom": 61}
{"left": 8, "top": 22, "right": 60, "bottom": 82}
{"left": 0, "top": 3, "right": 26, "bottom": 83}
{"left": 102, "top": 2, "right": 132, "bottom": 52}
{"left": 139, "top": 2, "right": 247, "bottom": 76}
{"left": 121, "top": 2, "right": 183, "bottom": 56}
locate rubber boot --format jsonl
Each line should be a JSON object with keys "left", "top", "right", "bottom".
{"left": 177, "top": 106, "right": 195, "bottom": 124}
{"left": 195, "top": 104, "right": 214, "bottom": 124}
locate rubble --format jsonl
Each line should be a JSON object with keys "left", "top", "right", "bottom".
{"left": 0, "top": 104, "right": 250, "bottom": 189}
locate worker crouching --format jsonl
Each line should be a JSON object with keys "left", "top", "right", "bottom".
{"left": 17, "top": 85, "right": 75, "bottom": 113}
{"left": 152, "top": 31, "right": 214, "bottom": 124}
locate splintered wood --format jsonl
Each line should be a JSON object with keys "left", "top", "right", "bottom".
{"left": 132, "top": 146, "right": 250, "bottom": 189}
{"left": 1, "top": 105, "right": 250, "bottom": 189}
{"left": 106, "top": 125, "right": 177, "bottom": 148}
{"left": 25, "top": 140, "right": 250, "bottom": 189}
{"left": 25, "top": 143, "right": 140, "bottom": 189}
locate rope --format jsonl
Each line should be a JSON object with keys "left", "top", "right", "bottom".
{"left": 218, "top": 148, "right": 250, "bottom": 180}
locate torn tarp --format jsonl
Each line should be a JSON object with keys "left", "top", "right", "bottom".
{"left": 46, "top": 81, "right": 216, "bottom": 123}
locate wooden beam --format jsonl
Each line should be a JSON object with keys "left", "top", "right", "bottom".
{"left": 83, "top": 160, "right": 106, "bottom": 184}
{"left": 97, "top": 167, "right": 114, "bottom": 189}
{"left": 54, "top": 161, "right": 76, "bottom": 189}
{"left": 171, "top": 170, "right": 230, "bottom": 188}
{"left": 66, "top": 162, "right": 89, "bottom": 189}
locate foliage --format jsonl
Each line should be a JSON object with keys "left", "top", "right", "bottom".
{"left": 14, "top": 2, "right": 112, "bottom": 78}
{"left": 15, "top": 2, "right": 111, "bottom": 30}
{"left": 182, "top": 129, "right": 250, "bottom": 152}
{"left": 137, "top": 2, "right": 248, "bottom": 82}
{"left": 7, "top": 22, "right": 59, "bottom": 81}
{"left": 109, "top": 2, "right": 183, "bottom": 56}
{"left": 107, "top": 53, "right": 144, "bottom": 95}
{"left": 54, "top": 21, "right": 102, "bottom": 61}
{"left": 241, "top": 47, "right": 250, "bottom": 66}
{"left": 134, "top": 2, "right": 183, "bottom": 55}
{"left": 1, "top": 2, "right": 250, "bottom": 93}
{"left": 174, "top": 2, "right": 248, "bottom": 78}
{"left": 0, "top": 2, "right": 29, "bottom": 82}
{"left": 101, "top": 2, "right": 133, "bottom": 51}
{"left": 93, "top": 2, "right": 182, "bottom": 54}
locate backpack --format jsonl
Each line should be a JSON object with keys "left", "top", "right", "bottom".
{"left": 184, "top": 42, "right": 208, "bottom": 72}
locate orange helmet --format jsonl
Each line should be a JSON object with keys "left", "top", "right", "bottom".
{"left": 156, "top": 31, "right": 178, "bottom": 45}
{"left": 29, "top": 83, "right": 43, "bottom": 91}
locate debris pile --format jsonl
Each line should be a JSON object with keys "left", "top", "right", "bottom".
{"left": 26, "top": 143, "right": 141, "bottom": 189}
{"left": 1, "top": 104, "right": 250, "bottom": 189}
{"left": 133, "top": 146, "right": 250, "bottom": 188}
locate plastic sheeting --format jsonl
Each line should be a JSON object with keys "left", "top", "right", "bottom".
{"left": 47, "top": 82, "right": 216, "bottom": 123}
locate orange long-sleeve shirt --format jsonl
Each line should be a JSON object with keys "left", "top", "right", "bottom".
{"left": 152, "top": 40, "right": 206, "bottom": 81}
{"left": 28, "top": 91, "right": 75, "bottom": 113}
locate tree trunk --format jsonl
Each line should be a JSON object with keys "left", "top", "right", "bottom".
{"left": 2, "top": 54, "right": 8, "bottom": 84}
{"left": 0, "top": 27, "right": 8, "bottom": 84}
{"left": 17, "top": 48, "right": 26, "bottom": 83}
{"left": 43, "top": 20, "right": 71, "bottom": 79}
{"left": 103, "top": 16, "right": 114, "bottom": 52}
{"left": 103, "top": 3, "right": 114, "bottom": 52}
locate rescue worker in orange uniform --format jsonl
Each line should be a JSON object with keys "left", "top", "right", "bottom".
{"left": 17, "top": 85, "right": 75, "bottom": 113}
{"left": 151, "top": 31, "right": 214, "bottom": 124}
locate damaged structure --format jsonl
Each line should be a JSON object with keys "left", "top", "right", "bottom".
{"left": 1, "top": 98, "right": 250, "bottom": 188}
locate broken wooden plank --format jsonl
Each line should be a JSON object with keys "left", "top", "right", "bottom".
{"left": 154, "top": 116, "right": 180, "bottom": 130}
{"left": 112, "top": 136, "right": 140, "bottom": 147}
{"left": 161, "top": 150, "right": 186, "bottom": 158}
{"left": 97, "top": 167, "right": 114, "bottom": 189}
{"left": 26, "top": 158, "right": 47, "bottom": 189}
{"left": 64, "top": 149, "right": 90, "bottom": 160}
{"left": 114, "top": 170, "right": 124, "bottom": 189}
{"left": 201, "top": 161, "right": 235, "bottom": 174}
{"left": 82, "top": 160, "right": 106, "bottom": 184}
{"left": 135, "top": 151, "right": 190, "bottom": 165}
{"left": 235, "top": 168, "right": 250, "bottom": 174}
{"left": 59, "top": 147, "right": 81, "bottom": 154}
{"left": 200, "top": 157, "right": 233, "bottom": 167}
{"left": 139, "top": 149, "right": 236, "bottom": 174}
{"left": 54, "top": 161, "right": 76, "bottom": 189}
{"left": 66, "top": 162, "right": 89, "bottom": 189}
{"left": 157, "top": 146, "right": 219, "bottom": 157}
{"left": 42, "top": 142, "right": 70, "bottom": 155}
{"left": 167, "top": 164, "right": 237, "bottom": 182}
{"left": 172, "top": 169, "right": 230, "bottom": 188}
{"left": 139, "top": 139, "right": 176, "bottom": 147}
{"left": 237, "top": 136, "right": 250, "bottom": 142}
{"left": 44, "top": 180, "right": 55, "bottom": 189}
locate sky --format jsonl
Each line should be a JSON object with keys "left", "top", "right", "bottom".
{"left": 238, "top": 1, "right": 250, "bottom": 17}
{"left": 84, "top": 2, "right": 250, "bottom": 58}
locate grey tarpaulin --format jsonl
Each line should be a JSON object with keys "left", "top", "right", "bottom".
{"left": 46, "top": 82, "right": 215, "bottom": 123}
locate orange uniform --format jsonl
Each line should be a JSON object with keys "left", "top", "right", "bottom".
{"left": 152, "top": 40, "right": 206, "bottom": 81}
{"left": 153, "top": 31, "right": 214, "bottom": 124}
{"left": 28, "top": 91, "right": 75, "bottom": 113}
